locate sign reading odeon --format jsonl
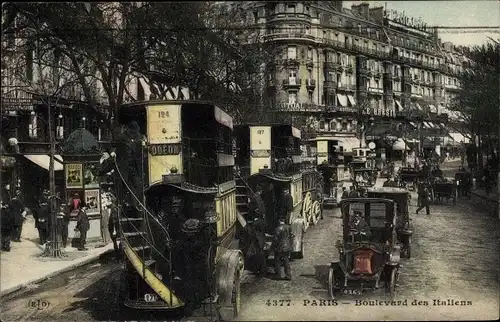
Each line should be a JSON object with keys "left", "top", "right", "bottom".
{"left": 301, "top": 191, "right": 322, "bottom": 231}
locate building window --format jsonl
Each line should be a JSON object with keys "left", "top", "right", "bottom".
{"left": 308, "top": 92, "right": 313, "bottom": 102}
{"left": 305, "top": 26, "right": 310, "bottom": 34}
{"left": 289, "top": 69, "right": 297, "bottom": 79}
{"left": 357, "top": 24, "right": 361, "bottom": 33}
{"left": 288, "top": 92, "right": 297, "bottom": 104}
{"left": 307, "top": 48, "right": 313, "bottom": 59}
{"left": 29, "top": 112, "right": 38, "bottom": 138}
{"left": 287, "top": 5, "right": 296, "bottom": 13}
{"left": 287, "top": 46, "right": 297, "bottom": 59}
{"left": 305, "top": 6, "right": 309, "bottom": 13}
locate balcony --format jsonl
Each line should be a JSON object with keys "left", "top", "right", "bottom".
{"left": 373, "top": 71, "right": 382, "bottom": 79}
{"left": 403, "top": 75, "right": 413, "bottom": 83}
{"left": 338, "top": 83, "right": 356, "bottom": 92}
{"left": 282, "top": 78, "right": 302, "bottom": 89}
{"left": 324, "top": 61, "right": 343, "bottom": 73}
{"left": 324, "top": 80, "right": 337, "bottom": 90}
{"left": 268, "top": 12, "right": 311, "bottom": 23}
{"left": 305, "top": 58, "right": 314, "bottom": 68}
{"left": 322, "top": 38, "right": 344, "bottom": 51}
{"left": 345, "top": 64, "right": 354, "bottom": 74}
{"left": 306, "top": 78, "right": 316, "bottom": 90}
{"left": 444, "top": 84, "right": 461, "bottom": 92}
{"left": 264, "top": 33, "right": 316, "bottom": 43}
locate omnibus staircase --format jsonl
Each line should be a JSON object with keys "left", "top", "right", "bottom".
{"left": 113, "top": 158, "right": 184, "bottom": 310}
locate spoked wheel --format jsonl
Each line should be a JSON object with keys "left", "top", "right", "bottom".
{"left": 385, "top": 268, "right": 398, "bottom": 299}
{"left": 404, "top": 237, "right": 412, "bottom": 259}
{"left": 218, "top": 269, "right": 241, "bottom": 321}
{"left": 328, "top": 267, "right": 337, "bottom": 300}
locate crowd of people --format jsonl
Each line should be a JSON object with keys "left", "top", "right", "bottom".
{"left": 0, "top": 190, "right": 99, "bottom": 253}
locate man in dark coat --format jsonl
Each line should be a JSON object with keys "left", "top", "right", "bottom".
{"left": 1, "top": 201, "right": 13, "bottom": 251}
{"left": 9, "top": 191, "right": 25, "bottom": 242}
{"left": 272, "top": 217, "right": 294, "bottom": 280}
{"left": 341, "top": 187, "right": 349, "bottom": 199}
{"left": 348, "top": 185, "right": 360, "bottom": 198}
{"left": 249, "top": 186, "right": 266, "bottom": 221}
{"left": 416, "top": 183, "right": 431, "bottom": 215}
{"left": 58, "top": 205, "right": 70, "bottom": 248}
{"left": 280, "top": 188, "right": 294, "bottom": 225}
{"left": 75, "top": 207, "right": 90, "bottom": 250}
{"left": 263, "top": 183, "right": 276, "bottom": 234}
{"left": 35, "top": 199, "right": 50, "bottom": 245}
{"left": 108, "top": 200, "right": 120, "bottom": 256}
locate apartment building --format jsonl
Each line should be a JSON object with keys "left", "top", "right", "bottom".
{"left": 243, "top": 1, "right": 463, "bottom": 149}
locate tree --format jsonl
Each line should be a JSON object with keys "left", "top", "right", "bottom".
{"left": 452, "top": 41, "right": 499, "bottom": 166}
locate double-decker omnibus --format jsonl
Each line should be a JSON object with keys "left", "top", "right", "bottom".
{"left": 101, "top": 100, "right": 243, "bottom": 320}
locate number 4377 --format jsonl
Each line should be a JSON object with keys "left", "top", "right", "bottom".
{"left": 266, "top": 299, "right": 291, "bottom": 306}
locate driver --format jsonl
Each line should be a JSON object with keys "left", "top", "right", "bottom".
{"left": 349, "top": 211, "right": 371, "bottom": 240}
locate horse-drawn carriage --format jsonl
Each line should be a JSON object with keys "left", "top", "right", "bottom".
{"left": 454, "top": 171, "right": 472, "bottom": 199}
{"left": 328, "top": 198, "right": 401, "bottom": 299}
{"left": 367, "top": 187, "right": 413, "bottom": 258}
{"left": 398, "top": 167, "right": 422, "bottom": 191}
{"left": 431, "top": 179, "right": 457, "bottom": 205}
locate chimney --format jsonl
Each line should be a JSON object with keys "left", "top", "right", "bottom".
{"left": 369, "top": 7, "right": 384, "bottom": 23}
{"left": 352, "top": 2, "right": 370, "bottom": 19}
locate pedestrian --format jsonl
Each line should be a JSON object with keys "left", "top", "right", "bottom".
{"left": 1, "top": 200, "right": 13, "bottom": 251}
{"left": 348, "top": 185, "right": 360, "bottom": 198}
{"left": 108, "top": 197, "right": 120, "bottom": 256}
{"left": 280, "top": 187, "right": 294, "bottom": 225}
{"left": 9, "top": 190, "right": 25, "bottom": 242}
{"left": 341, "top": 187, "right": 349, "bottom": 200}
{"left": 248, "top": 213, "right": 267, "bottom": 276}
{"left": 249, "top": 185, "right": 266, "bottom": 222}
{"left": 272, "top": 217, "right": 294, "bottom": 281}
{"left": 68, "top": 193, "right": 82, "bottom": 212}
{"left": 75, "top": 206, "right": 90, "bottom": 251}
{"left": 416, "top": 182, "right": 431, "bottom": 215}
{"left": 263, "top": 183, "right": 276, "bottom": 233}
{"left": 35, "top": 198, "right": 50, "bottom": 245}
{"left": 58, "top": 204, "right": 70, "bottom": 248}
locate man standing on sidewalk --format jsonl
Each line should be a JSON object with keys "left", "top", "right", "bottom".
{"left": 1, "top": 201, "right": 13, "bottom": 251}
{"left": 75, "top": 206, "right": 90, "bottom": 251}
{"left": 9, "top": 190, "right": 25, "bottom": 242}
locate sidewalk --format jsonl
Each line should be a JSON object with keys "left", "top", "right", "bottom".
{"left": 0, "top": 216, "right": 114, "bottom": 297}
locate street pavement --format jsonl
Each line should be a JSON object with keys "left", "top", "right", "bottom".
{"left": 1, "top": 160, "right": 498, "bottom": 321}
{"left": 0, "top": 215, "right": 114, "bottom": 296}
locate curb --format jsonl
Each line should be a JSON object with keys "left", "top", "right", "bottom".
{"left": 0, "top": 249, "right": 114, "bottom": 297}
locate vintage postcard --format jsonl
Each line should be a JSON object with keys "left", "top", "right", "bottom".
{"left": 1, "top": 1, "right": 498, "bottom": 322}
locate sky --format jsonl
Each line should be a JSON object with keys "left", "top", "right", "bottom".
{"left": 344, "top": 1, "right": 499, "bottom": 46}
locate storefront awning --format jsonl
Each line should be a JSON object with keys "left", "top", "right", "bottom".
{"left": 423, "top": 122, "right": 432, "bottom": 129}
{"left": 337, "top": 94, "right": 348, "bottom": 107}
{"left": 24, "top": 155, "right": 64, "bottom": 171}
{"left": 347, "top": 95, "right": 356, "bottom": 106}
{"left": 339, "top": 137, "right": 361, "bottom": 152}
{"left": 392, "top": 138, "right": 410, "bottom": 151}
{"left": 395, "top": 100, "right": 403, "bottom": 111}
{"left": 409, "top": 122, "right": 417, "bottom": 127}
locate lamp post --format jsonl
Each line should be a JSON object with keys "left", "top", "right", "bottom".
{"left": 26, "top": 101, "right": 64, "bottom": 258}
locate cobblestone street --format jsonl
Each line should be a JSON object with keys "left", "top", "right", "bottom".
{"left": 1, "top": 167, "right": 498, "bottom": 321}
{"left": 237, "top": 185, "right": 499, "bottom": 321}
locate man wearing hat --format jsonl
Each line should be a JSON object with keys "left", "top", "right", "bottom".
{"left": 75, "top": 205, "right": 90, "bottom": 250}
{"left": 272, "top": 217, "right": 294, "bottom": 280}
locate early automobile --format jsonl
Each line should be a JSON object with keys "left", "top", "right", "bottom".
{"left": 366, "top": 187, "right": 413, "bottom": 258}
{"left": 328, "top": 198, "right": 401, "bottom": 299}
{"left": 352, "top": 167, "right": 377, "bottom": 188}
